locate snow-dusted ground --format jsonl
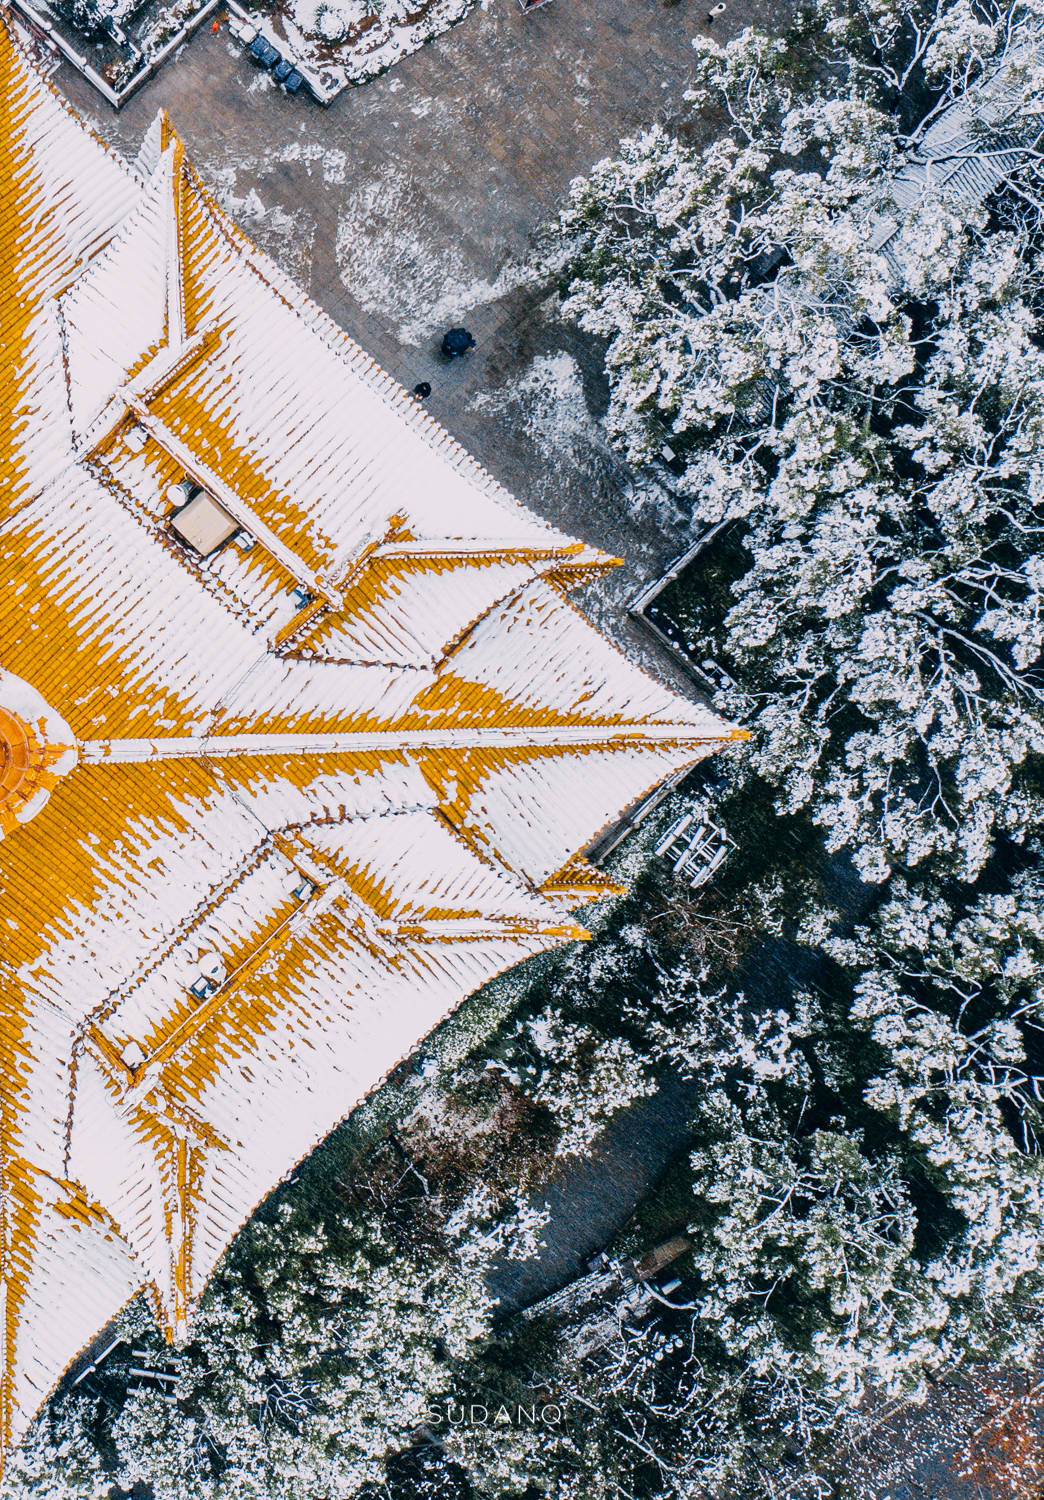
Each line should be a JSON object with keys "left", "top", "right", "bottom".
{"left": 468, "top": 350, "right": 686, "bottom": 563}
{"left": 333, "top": 173, "right": 540, "bottom": 345}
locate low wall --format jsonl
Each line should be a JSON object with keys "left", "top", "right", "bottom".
{"left": 7, "top": 0, "right": 336, "bottom": 108}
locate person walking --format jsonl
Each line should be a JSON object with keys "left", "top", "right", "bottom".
{"left": 441, "top": 328, "right": 475, "bottom": 358}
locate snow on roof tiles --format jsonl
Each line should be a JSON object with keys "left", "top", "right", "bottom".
{"left": 0, "top": 14, "right": 740, "bottom": 1465}
{"left": 869, "top": 48, "right": 1031, "bottom": 274}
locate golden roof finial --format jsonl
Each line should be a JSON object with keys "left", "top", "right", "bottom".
{"left": 0, "top": 672, "right": 77, "bottom": 841}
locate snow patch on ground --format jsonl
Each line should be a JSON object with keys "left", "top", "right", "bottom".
{"left": 472, "top": 352, "right": 605, "bottom": 463}
{"left": 202, "top": 137, "right": 355, "bottom": 249}
{"left": 207, "top": 166, "right": 317, "bottom": 284}
{"left": 293, "top": 0, "right": 372, "bottom": 36}
{"left": 397, "top": 260, "right": 539, "bottom": 345}
{"left": 262, "top": 139, "right": 351, "bottom": 184}
{"left": 334, "top": 175, "right": 538, "bottom": 344}
{"left": 205, "top": 141, "right": 351, "bottom": 188}
{"left": 469, "top": 351, "right": 689, "bottom": 591}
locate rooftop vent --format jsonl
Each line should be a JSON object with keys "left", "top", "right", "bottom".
{"left": 188, "top": 952, "right": 228, "bottom": 999}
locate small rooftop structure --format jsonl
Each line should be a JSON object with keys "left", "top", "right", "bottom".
{"left": 655, "top": 807, "right": 732, "bottom": 889}
{"left": 169, "top": 490, "right": 240, "bottom": 555}
{"left": 869, "top": 48, "right": 1032, "bottom": 275}
{"left": 522, "top": 1236, "right": 692, "bottom": 1359}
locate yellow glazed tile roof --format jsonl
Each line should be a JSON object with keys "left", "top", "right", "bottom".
{"left": 0, "top": 12, "right": 742, "bottom": 1467}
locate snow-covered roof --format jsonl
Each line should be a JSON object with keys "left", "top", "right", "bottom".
{"left": 0, "top": 15, "right": 738, "bottom": 1465}
{"left": 869, "top": 48, "right": 1032, "bottom": 273}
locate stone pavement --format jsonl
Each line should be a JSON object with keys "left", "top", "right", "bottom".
{"left": 51, "top": 0, "right": 787, "bottom": 686}
{"left": 488, "top": 1072, "right": 699, "bottom": 1313}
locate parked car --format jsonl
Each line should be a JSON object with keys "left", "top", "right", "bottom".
{"left": 247, "top": 34, "right": 280, "bottom": 68}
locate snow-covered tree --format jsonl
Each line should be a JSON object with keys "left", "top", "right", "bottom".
{"left": 632, "top": 921, "right": 1032, "bottom": 1403}
{"left": 539, "top": 7, "right": 1044, "bottom": 1481}
{"left": 103, "top": 1197, "right": 497, "bottom": 1499}
{"left": 50, "top": 0, "right": 123, "bottom": 40}
{"left": 0, "top": 1393, "right": 107, "bottom": 1500}
{"left": 555, "top": 0, "right": 1044, "bottom": 883}
{"left": 437, "top": 878, "right": 1044, "bottom": 1499}
{"left": 497, "top": 1006, "right": 656, "bottom": 1158}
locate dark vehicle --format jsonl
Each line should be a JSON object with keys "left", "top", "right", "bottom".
{"left": 247, "top": 34, "right": 280, "bottom": 67}
{"left": 283, "top": 69, "right": 304, "bottom": 93}
{"left": 273, "top": 58, "right": 293, "bottom": 82}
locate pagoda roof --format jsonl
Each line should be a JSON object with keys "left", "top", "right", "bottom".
{"left": 0, "top": 13, "right": 740, "bottom": 1464}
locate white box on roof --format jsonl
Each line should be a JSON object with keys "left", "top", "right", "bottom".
{"left": 170, "top": 491, "right": 239, "bottom": 556}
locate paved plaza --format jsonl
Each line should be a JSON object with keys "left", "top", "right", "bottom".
{"left": 52, "top": 0, "right": 783, "bottom": 683}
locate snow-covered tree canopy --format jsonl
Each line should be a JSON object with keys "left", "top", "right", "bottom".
{"left": 534, "top": 4, "right": 1044, "bottom": 1484}
{"left": 661, "top": 863, "right": 1044, "bottom": 1398}
{"left": 556, "top": 0, "right": 1044, "bottom": 881}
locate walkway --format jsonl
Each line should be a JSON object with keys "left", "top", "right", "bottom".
{"left": 488, "top": 1072, "right": 698, "bottom": 1312}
